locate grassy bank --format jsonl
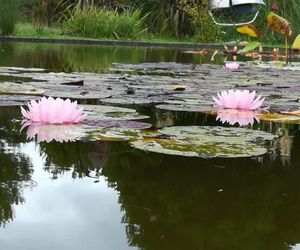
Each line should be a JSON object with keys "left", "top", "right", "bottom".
{"left": 2, "top": 1, "right": 300, "bottom": 47}
{"left": 14, "top": 23, "right": 196, "bottom": 45}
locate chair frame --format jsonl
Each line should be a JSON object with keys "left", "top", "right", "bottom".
{"left": 209, "top": 7, "right": 262, "bottom": 26}
{"left": 209, "top": 0, "right": 265, "bottom": 27}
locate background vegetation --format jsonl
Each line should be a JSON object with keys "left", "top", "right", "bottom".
{"left": 1, "top": 0, "right": 300, "bottom": 43}
{"left": 0, "top": 0, "right": 19, "bottom": 35}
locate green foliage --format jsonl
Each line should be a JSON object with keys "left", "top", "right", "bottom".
{"left": 238, "top": 41, "right": 261, "bottom": 53}
{"left": 179, "top": 0, "right": 220, "bottom": 43}
{"left": 64, "top": 7, "right": 146, "bottom": 39}
{"left": 131, "top": 0, "right": 189, "bottom": 38}
{"left": 0, "top": 0, "right": 19, "bottom": 35}
{"left": 91, "top": 0, "right": 192, "bottom": 38}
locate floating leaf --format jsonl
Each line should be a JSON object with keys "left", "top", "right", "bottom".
{"left": 87, "top": 129, "right": 141, "bottom": 141}
{"left": 0, "top": 82, "right": 44, "bottom": 96}
{"left": 236, "top": 24, "right": 260, "bottom": 38}
{"left": 0, "top": 95, "right": 41, "bottom": 106}
{"left": 100, "top": 94, "right": 169, "bottom": 105}
{"left": 281, "top": 110, "right": 300, "bottom": 116}
{"left": 86, "top": 127, "right": 156, "bottom": 142}
{"left": 257, "top": 113, "right": 300, "bottom": 124}
{"left": 131, "top": 126, "right": 276, "bottom": 158}
{"left": 156, "top": 104, "right": 214, "bottom": 113}
{"left": 253, "top": 61, "right": 300, "bottom": 70}
{"left": 81, "top": 105, "right": 149, "bottom": 121}
{"left": 267, "top": 12, "right": 292, "bottom": 37}
{"left": 238, "top": 41, "right": 261, "bottom": 54}
{"left": 43, "top": 87, "right": 111, "bottom": 100}
{"left": 83, "top": 119, "right": 152, "bottom": 130}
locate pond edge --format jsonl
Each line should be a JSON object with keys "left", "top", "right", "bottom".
{"left": 0, "top": 36, "right": 234, "bottom": 49}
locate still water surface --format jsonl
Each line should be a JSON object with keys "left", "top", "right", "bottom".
{"left": 0, "top": 42, "right": 300, "bottom": 250}
{"left": 0, "top": 41, "right": 236, "bottom": 72}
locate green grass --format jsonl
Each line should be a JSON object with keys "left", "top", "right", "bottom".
{"left": 14, "top": 22, "right": 198, "bottom": 44}
{"left": 12, "top": 21, "right": 285, "bottom": 48}
{"left": 16, "top": 23, "right": 63, "bottom": 38}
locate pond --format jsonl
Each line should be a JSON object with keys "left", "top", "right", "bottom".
{"left": 0, "top": 41, "right": 300, "bottom": 250}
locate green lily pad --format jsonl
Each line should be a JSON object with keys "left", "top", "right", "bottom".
{"left": 0, "top": 67, "right": 45, "bottom": 73}
{"left": 257, "top": 113, "right": 300, "bottom": 124}
{"left": 82, "top": 120, "right": 152, "bottom": 142}
{"left": 86, "top": 129, "right": 143, "bottom": 142}
{"left": 83, "top": 119, "right": 152, "bottom": 130}
{"left": 131, "top": 126, "right": 276, "bottom": 158}
{"left": 253, "top": 61, "right": 300, "bottom": 70}
{"left": 100, "top": 96, "right": 167, "bottom": 105}
{"left": 156, "top": 104, "right": 214, "bottom": 113}
{"left": 164, "top": 98, "right": 214, "bottom": 106}
{"left": 43, "top": 86, "right": 111, "bottom": 100}
{"left": 0, "top": 95, "right": 41, "bottom": 106}
{"left": 0, "top": 82, "right": 44, "bottom": 96}
{"left": 81, "top": 104, "right": 149, "bottom": 120}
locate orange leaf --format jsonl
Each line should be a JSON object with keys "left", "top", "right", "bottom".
{"left": 236, "top": 24, "right": 260, "bottom": 38}
{"left": 267, "top": 12, "right": 292, "bottom": 37}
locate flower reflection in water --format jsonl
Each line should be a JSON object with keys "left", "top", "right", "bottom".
{"left": 22, "top": 122, "right": 84, "bottom": 143}
{"left": 216, "top": 109, "right": 259, "bottom": 127}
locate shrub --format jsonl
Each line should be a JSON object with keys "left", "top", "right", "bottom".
{"left": 64, "top": 7, "right": 146, "bottom": 39}
{"left": 0, "top": 0, "right": 19, "bottom": 35}
{"left": 179, "top": 0, "right": 220, "bottom": 43}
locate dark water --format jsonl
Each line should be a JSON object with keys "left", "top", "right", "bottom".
{"left": 0, "top": 106, "right": 300, "bottom": 250}
{"left": 1, "top": 42, "right": 300, "bottom": 250}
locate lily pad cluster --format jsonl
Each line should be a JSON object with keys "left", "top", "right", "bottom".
{"left": 0, "top": 63, "right": 296, "bottom": 158}
{"left": 0, "top": 63, "right": 300, "bottom": 114}
{"left": 20, "top": 101, "right": 277, "bottom": 158}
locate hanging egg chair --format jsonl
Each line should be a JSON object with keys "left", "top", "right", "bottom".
{"left": 209, "top": 0, "right": 265, "bottom": 26}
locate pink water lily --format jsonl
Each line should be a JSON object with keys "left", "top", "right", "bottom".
{"left": 216, "top": 109, "right": 259, "bottom": 126}
{"left": 21, "top": 97, "right": 85, "bottom": 124}
{"left": 213, "top": 89, "right": 265, "bottom": 110}
{"left": 224, "top": 62, "right": 240, "bottom": 71}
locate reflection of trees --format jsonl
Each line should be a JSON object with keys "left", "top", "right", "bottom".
{"left": 102, "top": 137, "right": 300, "bottom": 250}
{"left": 0, "top": 41, "right": 224, "bottom": 72}
{"left": 0, "top": 42, "right": 72, "bottom": 72}
{"left": 0, "top": 145, "right": 33, "bottom": 227}
{"left": 0, "top": 107, "right": 27, "bottom": 144}
{"left": 0, "top": 107, "right": 33, "bottom": 226}
{"left": 40, "top": 141, "right": 111, "bottom": 179}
